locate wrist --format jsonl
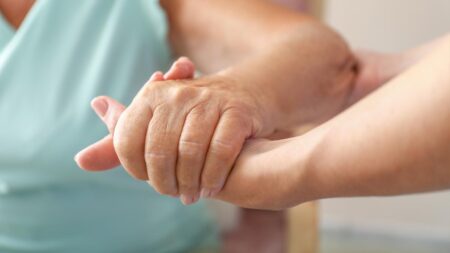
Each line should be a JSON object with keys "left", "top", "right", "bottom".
{"left": 215, "top": 68, "right": 282, "bottom": 137}
{"left": 287, "top": 128, "right": 336, "bottom": 206}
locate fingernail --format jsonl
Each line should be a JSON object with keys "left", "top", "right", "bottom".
{"left": 180, "top": 194, "right": 193, "bottom": 205}
{"left": 169, "top": 193, "right": 180, "bottom": 198}
{"left": 91, "top": 98, "right": 108, "bottom": 118}
{"left": 191, "top": 195, "right": 199, "bottom": 204}
{"left": 74, "top": 153, "right": 80, "bottom": 163}
{"left": 200, "top": 189, "right": 211, "bottom": 199}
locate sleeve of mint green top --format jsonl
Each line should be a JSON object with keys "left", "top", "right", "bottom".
{"left": 0, "top": 1, "right": 218, "bottom": 252}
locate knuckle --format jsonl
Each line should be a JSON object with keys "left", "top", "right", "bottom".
{"left": 139, "top": 82, "right": 161, "bottom": 100}
{"left": 188, "top": 104, "right": 208, "bottom": 117}
{"left": 113, "top": 138, "right": 135, "bottom": 164}
{"left": 199, "top": 89, "right": 213, "bottom": 100}
{"left": 169, "top": 86, "right": 195, "bottom": 104}
{"left": 144, "top": 150, "right": 171, "bottom": 162}
{"left": 226, "top": 109, "right": 252, "bottom": 127}
{"left": 112, "top": 138, "right": 129, "bottom": 158}
{"left": 210, "top": 138, "right": 239, "bottom": 159}
{"left": 178, "top": 139, "right": 206, "bottom": 158}
{"left": 144, "top": 151, "right": 175, "bottom": 174}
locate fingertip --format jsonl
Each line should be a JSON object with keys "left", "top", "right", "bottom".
{"left": 74, "top": 148, "right": 96, "bottom": 171}
{"left": 74, "top": 152, "right": 83, "bottom": 168}
{"left": 74, "top": 136, "right": 121, "bottom": 171}
{"left": 74, "top": 148, "right": 107, "bottom": 171}
{"left": 149, "top": 71, "right": 164, "bottom": 82}
{"left": 180, "top": 194, "right": 199, "bottom": 205}
{"left": 164, "top": 57, "right": 195, "bottom": 80}
{"left": 91, "top": 97, "right": 108, "bottom": 118}
{"left": 178, "top": 56, "right": 190, "bottom": 61}
{"left": 177, "top": 56, "right": 195, "bottom": 71}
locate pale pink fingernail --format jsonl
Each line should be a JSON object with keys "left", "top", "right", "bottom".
{"left": 209, "top": 188, "right": 220, "bottom": 198}
{"left": 191, "top": 195, "right": 199, "bottom": 204}
{"left": 200, "top": 189, "right": 210, "bottom": 199}
{"left": 180, "top": 194, "right": 193, "bottom": 205}
{"left": 74, "top": 153, "right": 80, "bottom": 164}
{"left": 169, "top": 193, "right": 180, "bottom": 198}
{"left": 91, "top": 98, "right": 108, "bottom": 118}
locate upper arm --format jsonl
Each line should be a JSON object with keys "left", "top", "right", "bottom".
{"left": 159, "top": 0, "right": 334, "bottom": 73}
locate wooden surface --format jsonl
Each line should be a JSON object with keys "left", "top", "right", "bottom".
{"left": 287, "top": 202, "right": 319, "bottom": 253}
{"left": 284, "top": 2, "right": 324, "bottom": 249}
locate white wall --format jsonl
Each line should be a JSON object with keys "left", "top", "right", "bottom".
{"left": 320, "top": 0, "right": 450, "bottom": 241}
{"left": 325, "top": 0, "right": 450, "bottom": 51}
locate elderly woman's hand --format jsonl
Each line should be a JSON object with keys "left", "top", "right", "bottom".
{"left": 115, "top": 76, "right": 276, "bottom": 204}
{"left": 77, "top": 57, "right": 278, "bottom": 205}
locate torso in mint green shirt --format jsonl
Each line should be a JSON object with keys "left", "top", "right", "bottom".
{"left": 0, "top": 1, "right": 217, "bottom": 252}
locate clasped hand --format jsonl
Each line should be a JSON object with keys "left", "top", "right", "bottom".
{"left": 76, "top": 58, "right": 279, "bottom": 206}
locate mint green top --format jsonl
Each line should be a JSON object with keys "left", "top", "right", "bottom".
{"left": 0, "top": 1, "right": 217, "bottom": 252}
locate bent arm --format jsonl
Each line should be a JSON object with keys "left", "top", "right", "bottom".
{"left": 160, "top": 0, "right": 357, "bottom": 130}
{"left": 294, "top": 37, "right": 450, "bottom": 202}
{"left": 160, "top": 0, "right": 341, "bottom": 73}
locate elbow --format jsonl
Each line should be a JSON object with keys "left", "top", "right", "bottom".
{"left": 288, "top": 21, "right": 358, "bottom": 113}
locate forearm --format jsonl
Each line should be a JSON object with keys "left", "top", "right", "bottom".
{"left": 216, "top": 21, "right": 356, "bottom": 132}
{"left": 160, "top": 0, "right": 319, "bottom": 73}
{"left": 395, "top": 33, "right": 450, "bottom": 78}
{"left": 351, "top": 33, "right": 450, "bottom": 103}
{"left": 295, "top": 38, "right": 450, "bottom": 201}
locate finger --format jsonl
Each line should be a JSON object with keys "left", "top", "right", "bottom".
{"left": 91, "top": 96, "right": 126, "bottom": 134}
{"left": 176, "top": 105, "right": 220, "bottom": 205}
{"left": 75, "top": 135, "right": 120, "bottom": 171}
{"left": 75, "top": 96, "right": 125, "bottom": 170}
{"left": 164, "top": 57, "right": 195, "bottom": 80}
{"left": 200, "top": 111, "right": 252, "bottom": 199}
{"left": 148, "top": 71, "right": 164, "bottom": 82}
{"left": 113, "top": 100, "right": 153, "bottom": 181}
{"left": 145, "top": 106, "right": 186, "bottom": 197}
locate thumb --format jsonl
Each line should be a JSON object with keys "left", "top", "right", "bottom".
{"left": 76, "top": 60, "right": 193, "bottom": 172}
{"left": 91, "top": 96, "right": 126, "bottom": 134}
{"left": 164, "top": 57, "right": 195, "bottom": 80}
{"left": 75, "top": 135, "right": 120, "bottom": 171}
{"left": 75, "top": 96, "right": 126, "bottom": 171}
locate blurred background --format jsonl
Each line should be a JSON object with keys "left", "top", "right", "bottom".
{"left": 320, "top": 1, "right": 450, "bottom": 252}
